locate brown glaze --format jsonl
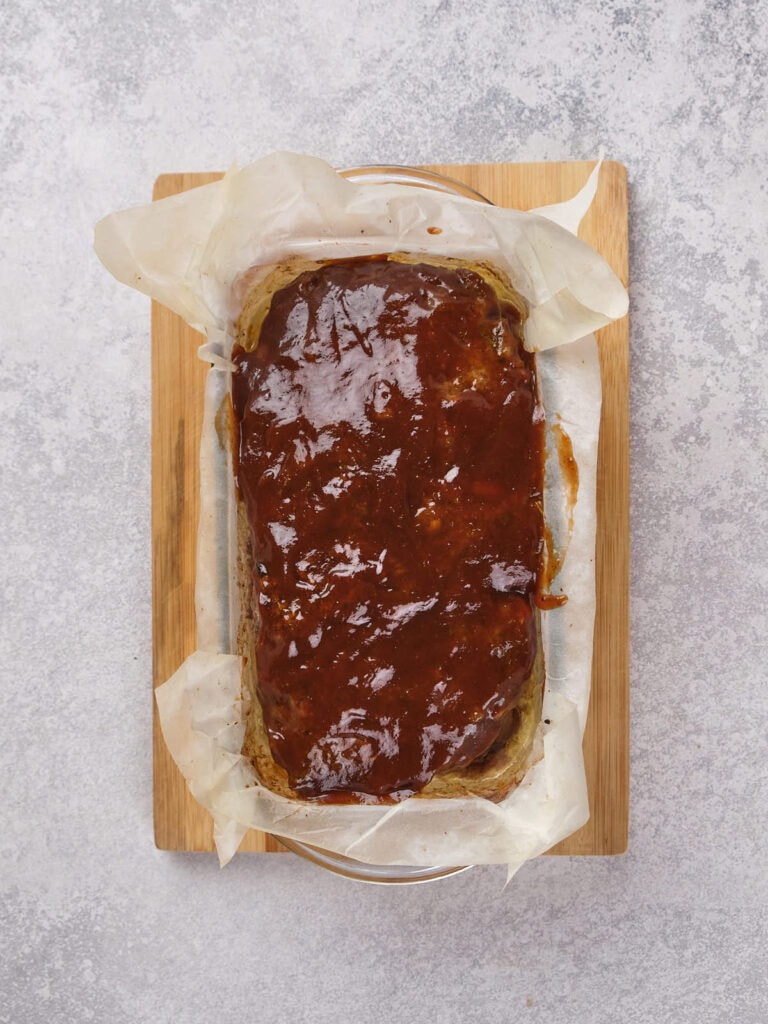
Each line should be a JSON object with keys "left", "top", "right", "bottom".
{"left": 232, "top": 256, "right": 545, "bottom": 801}
{"left": 553, "top": 421, "right": 579, "bottom": 540}
{"left": 538, "top": 420, "right": 579, "bottom": 606}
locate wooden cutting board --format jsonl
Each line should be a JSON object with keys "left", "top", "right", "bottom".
{"left": 152, "top": 160, "right": 629, "bottom": 857}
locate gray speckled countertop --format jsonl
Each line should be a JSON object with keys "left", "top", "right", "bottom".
{"left": 2, "top": 1, "right": 767, "bottom": 1021}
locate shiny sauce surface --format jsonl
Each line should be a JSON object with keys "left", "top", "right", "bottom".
{"left": 232, "top": 258, "right": 544, "bottom": 801}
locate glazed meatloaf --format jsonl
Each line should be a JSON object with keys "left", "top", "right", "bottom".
{"left": 231, "top": 254, "right": 545, "bottom": 804}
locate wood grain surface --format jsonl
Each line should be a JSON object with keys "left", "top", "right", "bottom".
{"left": 152, "top": 161, "right": 629, "bottom": 857}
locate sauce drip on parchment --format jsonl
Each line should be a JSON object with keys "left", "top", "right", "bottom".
{"left": 232, "top": 257, "right": 545, "bottom": 801}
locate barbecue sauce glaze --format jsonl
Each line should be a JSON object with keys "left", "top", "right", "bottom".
{"left": 232, "top": 257, "right": 544, "bottom": 801}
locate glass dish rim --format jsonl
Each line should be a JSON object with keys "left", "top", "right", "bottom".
{"left": 339, "top": 163, "right": 493, "bottom": 205}
{"left": 276, "top": 835, "right": 473, "bottom": 886}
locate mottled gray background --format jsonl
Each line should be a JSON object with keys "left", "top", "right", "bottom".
{"left": 2, "top": 0, "right": 766, "bottom": 1021}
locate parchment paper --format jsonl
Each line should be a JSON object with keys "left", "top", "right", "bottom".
{"left": 95, "top": 153, "right": 627, "bottom": 873}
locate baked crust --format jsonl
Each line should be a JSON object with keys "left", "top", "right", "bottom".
{"left": 234, "top": 255, "right": 545, "bottom": 804}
